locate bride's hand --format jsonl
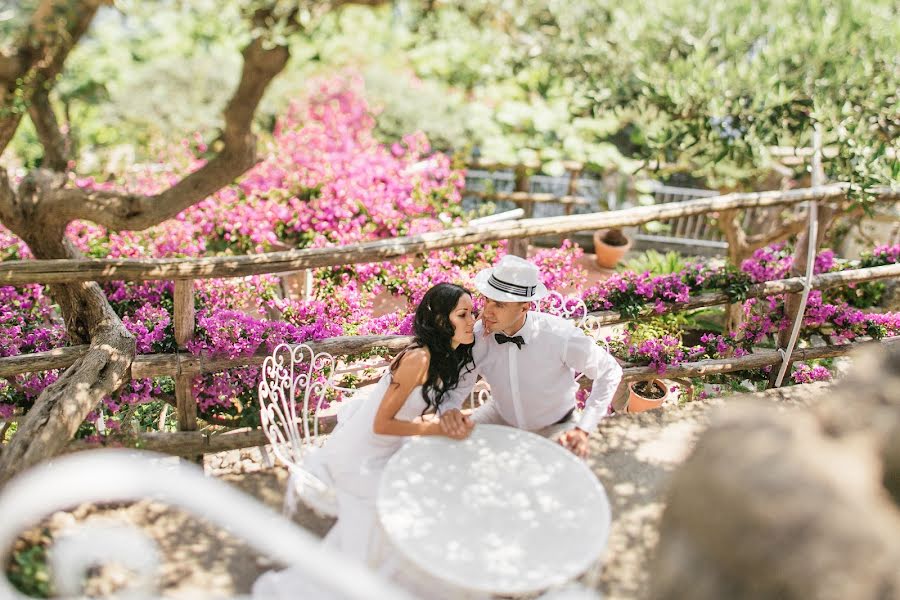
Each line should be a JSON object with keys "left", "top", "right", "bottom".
{"left": 440, "top": 409, "right": 474, "bottom": 440}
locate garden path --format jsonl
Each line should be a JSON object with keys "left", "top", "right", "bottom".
{"left": 35, "top": 382, "right": 827, "bottom": 599}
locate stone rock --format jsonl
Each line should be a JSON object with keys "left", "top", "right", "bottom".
{"left": 648, "top": 344, "right": 900, "bottom": 600}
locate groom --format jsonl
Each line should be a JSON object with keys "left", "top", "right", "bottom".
{"left": 440, "top": 255, "right": 623, "bottom": 458}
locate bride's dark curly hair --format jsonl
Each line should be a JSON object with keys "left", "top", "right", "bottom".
{"left": 391, "top": 283, "right": 475, "bottom": 414}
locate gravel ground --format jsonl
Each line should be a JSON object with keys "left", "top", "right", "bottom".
{"left": 13, "top": 381, "right": 829, "bottom": 599}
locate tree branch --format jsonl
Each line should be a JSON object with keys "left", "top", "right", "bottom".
{"left": 27, "top": 88, "right": 70, "bottom": 171}
{"left": 42, "top": 37, "right": 291, "bottom": 231}
{"left": 745, "top": 214, "right": 809, "bottom": 253}
{"left": 717, "top": 209, "right": 747, "bottom": 254}
{"left": 0, "top": 52, "right": 21, "bottom": 83}
{"left": 0, "top": 168, "right": 24, "bottom": 234}
{"left": 0, "top": 0, "right": 103, "bottom": 155}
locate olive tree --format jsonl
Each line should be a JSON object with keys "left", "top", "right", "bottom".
{"left": 0, "top": 0, "right": 388, "bottom": 486}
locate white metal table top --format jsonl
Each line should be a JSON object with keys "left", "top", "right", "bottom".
{"left": 377, "top": 424, "right": 611, "bottom": 596}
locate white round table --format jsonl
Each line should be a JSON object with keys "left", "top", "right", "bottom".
{"left": 377, "top": 425, "right": 611, "bottom": 596}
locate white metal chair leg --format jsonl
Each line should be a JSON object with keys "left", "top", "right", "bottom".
{"left": 258, "top": 444, "right": 274, "bottom": 468}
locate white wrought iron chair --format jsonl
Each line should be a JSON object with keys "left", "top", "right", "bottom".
{"left": 258, "top": 342, "right": 339, "bottom": 518}
{"left": 537, "top": 290, "right": 589, "bottom": 327}
{"left": 467, "top": 377, "right": 493, "bottom": 410}
{"left": 0, "top": 450, "right": 410, "bottom": 600}
{"left": 538, "top": 293, "right": 613, "bottom": 397}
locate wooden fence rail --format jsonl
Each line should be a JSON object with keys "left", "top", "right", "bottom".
{"left": 2, "top": 184, "right": 896, "bottom": 285}
{"left": 1, "top": 182, "right": 897, "bottom": 456}
{"left": 2, "top": 263, "right": 897, "bottom": 381}
{"left": 63, "top": 336, "right": 897, "bottom": 457}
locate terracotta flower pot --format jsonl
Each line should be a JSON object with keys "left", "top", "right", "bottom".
{"left": 626, "top": 379, "right": 669, "bottom": 413}
{"left": 593, "top": 229, "right": 632, "bottom": 269}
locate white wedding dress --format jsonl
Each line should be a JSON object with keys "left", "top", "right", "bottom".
{"left": 253, "top": 372, "right": 473, "bottom": 599}
{"left": 314, "top": 371, "right": 429, "bottom": 565}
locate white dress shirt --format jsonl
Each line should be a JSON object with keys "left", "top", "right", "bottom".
{"left": 443, "top": 311, "right": 623, "bottom": 432}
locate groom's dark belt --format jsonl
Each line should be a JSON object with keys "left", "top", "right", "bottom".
{"left": 554, "top": 407, "right": 576, "bottom": 425}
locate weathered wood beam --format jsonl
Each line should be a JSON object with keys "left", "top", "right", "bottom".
{"left": 3, "top": 264, "right": 898, "bottom": 379}
{"left": 63, "top": 337, "right": 898, "bottom": 457}
{"left": 2, "top": 184, "right": 896, "bottom": 285}
{"left": 470, "top": 191, "right": 591, "bottom": 205}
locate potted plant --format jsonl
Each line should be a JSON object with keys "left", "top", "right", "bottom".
{"left": 593, "top": 228, "right": 632, "bottom": 269}
{"left": 626, "top": 378, "right": 669, "bottom": 413}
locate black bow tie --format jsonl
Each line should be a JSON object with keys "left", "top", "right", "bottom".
{"left": 494, "top": 333, "right": 525, "bottom": 349}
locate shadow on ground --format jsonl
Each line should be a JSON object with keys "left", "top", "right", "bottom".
{"left": 19, "top": 382, "right": 827, "bottom": 599}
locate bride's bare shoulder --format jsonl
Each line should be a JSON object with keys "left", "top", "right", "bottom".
{"left": 392, "top": 347, "right": 430, "bottom": 385}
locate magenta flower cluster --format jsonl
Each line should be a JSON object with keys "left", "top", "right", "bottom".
{"left": 1, "top": 71, "right": 898, "bottom": 430}
{"left": 790, "top": 362, "right": 832, "bottom": 384}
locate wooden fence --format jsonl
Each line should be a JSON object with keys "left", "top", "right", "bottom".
{"left": 1, "top": 184, "right": 898, "bottom": 456}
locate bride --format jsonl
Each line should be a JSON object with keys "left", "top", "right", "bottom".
{"left": 254, "top": 282, "right": 477, "bottom": 597}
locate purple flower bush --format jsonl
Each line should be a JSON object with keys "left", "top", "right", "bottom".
{"left": 581, "top": 243, "right": 900, "bottom": 375}
{"left": 0, "top": 284, "right": 66, "bottom": 418}
{"left": 1, "top": 73, "right": 898, "bottom": 433}
{"left": 790, "top": 362, "right": 833, "bottom": 384}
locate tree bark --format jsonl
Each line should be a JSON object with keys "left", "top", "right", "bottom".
{"left": 0, "top": 320, "right": 134, "bottom": 484}
{"left": 0, "top": 1, "right": 103, "bottom": 155}
{"left": 718, "top": 209, "right": 748, "bottom": 332}
{"left": 0, "top": 170, "right": 135, "bottom": 485}
{"left": 27, "top": 88, "right": 71, "bottom": 171}
{"left": 0, "top": 2, "right": 300, "bottom": 486}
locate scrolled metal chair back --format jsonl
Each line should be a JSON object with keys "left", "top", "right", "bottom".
{"left": 258, "top": 343, "right": 337, "bottom": 469}
{"left": 579, "top": 315, "right": 612, "bottom": 354}
{"left": 537, "top": 291, "right": 589, "bottom": 326}
{"left": 468, "top": 378, "right": 493, "bottom": 410}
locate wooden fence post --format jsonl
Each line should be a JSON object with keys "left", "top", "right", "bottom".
{"left": 563, "top": 162, "right": 582, "bottom": 244}
{"left": 173, "top": 279, "right": 198, "bottom": 434}
{"left": 507, "top": 164, "right": 533, "bottom": 258}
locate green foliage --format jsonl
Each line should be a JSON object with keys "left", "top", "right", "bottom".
{"left": 620, "top": 250, "right": 688, "bottom": 276}
{"left": 6, "top": 533, "right": 51, "bottom": 598}
{"left": 1, "top": 420, "right": 16, "bottom": 443}
{"left": 406, "top": 0, "right": 899, "bottom": 186}
{"left": 131, "top": 396, "right": 178, "bottom": 433}
{"left": 702, "top": 265, "right": 753, "bottom": 303}
{"left": 683, "top": 307, "right": 726, "bottom": 334}
{"left": 4, "top": 0, "right": 897, "bottom": 192}
{"left": 344, "top": 346, "right": 393, "bottom": 363}
{"left": 829, "top": 281, "right": 886, "bottom": 309}
{"left": 626, "top": 314, "right": 686, "bottom": 346}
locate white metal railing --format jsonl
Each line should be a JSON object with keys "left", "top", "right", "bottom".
{"left": 0, "top": 450, "right": 413, "bottom": 600}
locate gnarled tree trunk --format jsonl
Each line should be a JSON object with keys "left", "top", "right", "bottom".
{"left": 0, "top": 0, "right": 398, "bottom": 486}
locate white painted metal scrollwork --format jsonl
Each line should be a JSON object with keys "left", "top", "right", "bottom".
{"left": 579, "top": 316, "right": 611, "bottom": 353}
{"left": 538, "top": 291, "right": 589, "bottom": 326}
{"left": 258, "top": 343, "right": 339, "bottom": 517}
{"left": 0, "top": 450, "right": 412, "bottom": 600}
{"left": 574, "top": 315, "right": 613, "bottom": 384}
{"left": 50, "top": 522, "right": 160, "bottom": 599}
{"left": 467, "top": 379, "right": 492, "bottom": 410}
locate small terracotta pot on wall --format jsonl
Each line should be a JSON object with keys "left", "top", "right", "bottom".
{"left": 626, "top": 379, "right": 670, "bottom": 413}
{"left": 593, "top": 229, "right": 632, "bottom": 269}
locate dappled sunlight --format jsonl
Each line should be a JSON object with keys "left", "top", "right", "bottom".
{"left": 1, "top": 2, "right": 896, "bottom": 598}
{"left": 378, "top": 425, "right": 610, "bottom": 595}
{"left": 633, "top": 420, "right": 701, "bottom": 466}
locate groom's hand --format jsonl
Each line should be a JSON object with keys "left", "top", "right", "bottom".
{"left": 440, "top": 409, "right": 474, "bottom": 439}
{"left": 559, "top": 428, "right": 590, "bottom": 458}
